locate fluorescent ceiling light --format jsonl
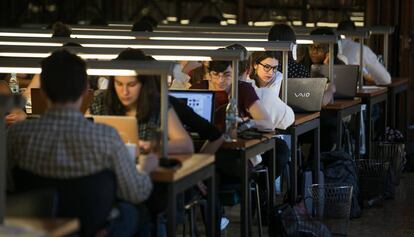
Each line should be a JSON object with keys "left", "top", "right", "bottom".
{"left": 222, "top": 13, "right": 237, "bottom": 19}
{"left": 71, "top": 27, "right": 130, "bottom": 32}
{"left": 82, "top": 44, "right": 219, "bottom": 50}
{"left": 71, "top": 34, "right": 136, "bottom": 39}
{"left": 292, "top": 21, "right": 303, "bottom": 26}
{"left": 296, "top": 39, "right": 314, "bottom": 44}
{"left": 0, "top": 32, "right": 51, "bottom": 37}
{"left": 150, "top": 37, "right": 267, "bottom": 42}
{"left": 152, "top": 55, "right": 212, "bottom": 61}
{"left": 355, "top": 22, "right": 364, "bottom": 27}
{"left": 87, "top": 69, "right": 137, "bottom": 76}
{"left": 306, "top": 23, "right": 315, "bottom": 27}
{"left": 0, "top": 67, "right": 41, "bottom": 74}
{"left": 167, "top": 17, "right": 177, "bottom": 22}
{"left": 0, "top": 41, "right": 62, "bottom": 46}
{"left": 227, "top": 19, "right": 237, "bottom": 25}
{"left": 108, "top": 23, "right": 132, "bottom": 27}
{"left": 180, "top": 19, "right": 190, "bottom": 25}
{"left": 254, "top": 21, "right": 274, "bottom": 27}
{"left": 248, "top": 21, "right": 254, "bottom": 26}
{"left": 0, "top": 52, "right": 49, "bottom": 58}
{"left": 316, "top": 22, "right": 338, "bottom": 27}
{"left": 220, "top": 21, "right": 228, "bottom": 26}
{"left": 340, "top": 35, "right": 346, "bottom": 39}
{"left": 350, "top": 16, "right": 364, "bottom": 21}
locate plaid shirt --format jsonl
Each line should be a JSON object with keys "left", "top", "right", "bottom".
{"left": 7, "top": 107, "right": 152, "bottom": 204}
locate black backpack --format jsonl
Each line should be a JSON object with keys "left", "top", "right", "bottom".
{"left": 320, "top": 151, "right": 362, "bottom": 218}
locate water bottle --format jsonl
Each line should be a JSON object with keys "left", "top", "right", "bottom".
{"left": 9, "top": 73, "right": 19, "bottom": 94}
{"left": 224, "top": 98, "right": 238, "bottom": 142}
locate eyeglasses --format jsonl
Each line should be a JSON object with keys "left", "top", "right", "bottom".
{"left": 258, "top": 62, "right": 278, "bottom": 73}
{"left": 210, "top": 71, "right": 232, "bottom": 80}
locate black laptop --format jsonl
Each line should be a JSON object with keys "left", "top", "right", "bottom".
{"left": 311, "top": 64, "right": 359, "bottom": 99}
{"left": 287, "top": 78, "right": 328, "bottom": 112}
{"left": 169, "top": 90, "right": 215, "bottom": 123}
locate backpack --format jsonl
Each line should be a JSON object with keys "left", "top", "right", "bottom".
{"left": 270, "top": 202, "right": 332, "bottom": 237}
{"left": 320, "top": 151, "right": 362, "bottom": 218}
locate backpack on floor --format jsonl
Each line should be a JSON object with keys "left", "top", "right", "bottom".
{"left": 320, "top": 151, "right": 362, "bottom": 218}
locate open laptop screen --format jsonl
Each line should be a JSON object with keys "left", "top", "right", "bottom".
{"left": 169, "top": 90, "right": 214, "bottom": 123}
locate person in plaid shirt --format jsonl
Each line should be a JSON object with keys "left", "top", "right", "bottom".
{"left": 7, "top": 50, "right": 159, "bottom": 236}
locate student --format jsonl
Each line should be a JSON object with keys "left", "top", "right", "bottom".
{"left": 337, "top": 20, "right": 391, "bottom": 85}
{"left": 7, "top": 50, "right": 157, "bottom": 236}
{"left": 0, "top": 80, "right": 26, "bottom": 125}
{"left": 305, "top": 27, "right": 343, "bottom": 105}
{"left": 267, "top": 23, "right": 310, "bottom": 78}
{"left": 190, "top": 53, "right": 274, "bottom": 134}
{"left": 89, "top": 49, "right": 194, "bottom": 154}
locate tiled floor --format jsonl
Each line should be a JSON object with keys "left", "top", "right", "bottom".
{"left": 219, "top": 173, "right": 414, "bottom": 237}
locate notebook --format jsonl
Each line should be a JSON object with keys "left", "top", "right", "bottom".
{"left": 31, "top": 88, "right": 93, "bottom": 115}
{"left": 169, "top": 90, "right": 215, "bottom": 123}
{"left": 311, "top": 64, "right": 359, "bottom": 99}
{"left": 287, "top": 78, "right": 328, "bottom": 112}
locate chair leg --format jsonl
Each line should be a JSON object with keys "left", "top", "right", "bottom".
{"left": 190, "top": 206, "right": 196, "bottom": 237}
{"left": 254, "top": 182, "right": 263, "bottom": 237}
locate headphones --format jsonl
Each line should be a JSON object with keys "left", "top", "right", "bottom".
{"left": 292, "top": 44, "right": 298, "bottom": 61}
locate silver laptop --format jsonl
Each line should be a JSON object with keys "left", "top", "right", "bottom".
{"left": 310, "top": 64, "right": 359, "bottom": 99}
{"left": 287, "top": 78, "right": 328, "bottom": 112}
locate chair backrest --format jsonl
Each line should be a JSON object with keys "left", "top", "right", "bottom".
{"left": 12, "top": 168, "right": 117, "bottom": 237}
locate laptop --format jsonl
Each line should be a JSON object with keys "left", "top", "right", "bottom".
{"left": 310, "top": 64, "right": 359, "bottom": 99}
{"left": 90, "top": 115, "right": 139, "bottom": 157}
{"left": 169, "top": 90, "right": 215, "bottom": 123}
{"left": 287, "top": 78, "right": 327, "bottom": 112}
{"left": 31, "top": 88, "right": 93, "bottom": 115}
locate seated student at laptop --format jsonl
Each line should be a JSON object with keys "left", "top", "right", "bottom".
{"left": 89, "top": 49, "right": 194, "bottom": 154}
{"left": 0, "top": 80, "right": 26, "bottom": 126}
{"left": 190, "top": 53, "right": 274, "bottom": 135}
{"left": 7, "top": 50, "right": 158, "bottom": 236}
{"left": 302, "top": 27, "right": 346, "bottom": 105}
{"left": 337, "top": 20, "right": 391, "bottom": 85}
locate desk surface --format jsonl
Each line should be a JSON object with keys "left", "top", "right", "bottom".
{"left": 151, "top": 153, "right": 214, "bottom": 182}
{"left": 386, "top": 77, "right": 409, "bottom": 88}
{"left": 294, "top": 112, "right": 320, "bottom": 126}
{"left": 357, "top": 87, "right": 388, "bottom": 97}
{"left": 322, "top": 98, "right": 361, "bottom": 110}
{"left": 220, "top": 133, "right": 274, "bottom": 150}
{"left": 4, "top": 218, "right": 79, "bottom": 237}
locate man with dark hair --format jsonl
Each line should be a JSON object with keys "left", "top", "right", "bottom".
{"left": 51, "top": 21, "right": 72, "bottom": 37}
{"left": 337, "top": 20, "right": 391, "bottom": 85}
{"left": 7, "top": 50, "right": 158, "bottom": 236}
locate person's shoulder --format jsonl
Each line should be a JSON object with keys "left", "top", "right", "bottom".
{"left": 7, "top": 119, "right": 35, "bottom": 134}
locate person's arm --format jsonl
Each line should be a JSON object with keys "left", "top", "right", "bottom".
{"left": 22, "top": 74, "right": 40, "bottom": 99}
{"left": 111, "top": 134, "right": 155, "bottom": 204}
{"left": 199, "top": 135, "right": 224, "bottom": 154}
{"left": 170, "top": 96, "right": 223, "bottom": 153}
{"left": 363, "top": 46, "right": 391, "bottom": 85}
{"left": 167, "top": 108, "right": 194, "bottom": 154}
{"left": 5, "top": 108, "right": 27, "bottom": 126}
{"left": 322, "top": 82, "right": 336, "bottom": 106}
{"left": 247, "top": 100, "right": 274, "bottom": 130}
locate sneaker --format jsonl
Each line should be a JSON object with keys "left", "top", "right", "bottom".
{"left": 220, "top": 217, "right": 230, "bottom": 230}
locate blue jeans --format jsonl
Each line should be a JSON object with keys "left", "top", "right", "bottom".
{"left": 107, "top": 202, "right": 150, "bottom": 237}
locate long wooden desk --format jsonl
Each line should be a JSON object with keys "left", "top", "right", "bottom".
{"left": 1, "top": 218, "right": 79, "bottom": 237}
{"left": 384, "top": 78, "right": 409, "bottom": 137}
{"left": 322, "top": 99, "right": 362, "bottom": 159}
{"left": 277, "top": 112, "right": 321, "bottom": 204}
{"left": 217, "top": 134, "right": 275, "bottom": 237}
{"left": 151, "top": 154, "right": 215, "bottom": 237}
{"left": 357, "top": 87, "right": 388, "bottom": 158}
